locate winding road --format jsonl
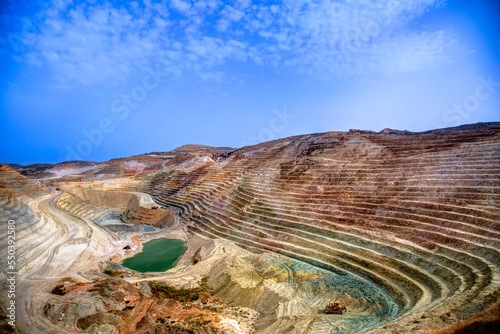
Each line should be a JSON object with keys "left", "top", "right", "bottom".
{"left": 16, "top": 191, "right": 129, "bottom": 334}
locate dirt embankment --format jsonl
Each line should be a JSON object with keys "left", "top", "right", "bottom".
{"left": 63, "top": 188, "right": 136, "bottom": 208}
{"left": 0, "top": 163, "right": 48, "bottom": 197}
{"left": 121, "top": 195, "right": 176, "bottom": 228}
{"left": 58, "top": 188, "right": 177, "bottom": 227}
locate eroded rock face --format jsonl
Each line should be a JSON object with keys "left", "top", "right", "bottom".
{"left": 121, "top": 195, "right": 177, "bottom": 228}
{"left": 53, "top": 189, "right": 176, "bottom": 228}
{"left": 2, "top": 123, "right": 500, "bottom": 333}
{"left": 43, "top": 277, "right": 251, "bottom": 334}
{"left": 144, "top": 123, "right": 500, "bottom": 333}
{"left": 0, "top": 163, "right": 48, "bottom": 197}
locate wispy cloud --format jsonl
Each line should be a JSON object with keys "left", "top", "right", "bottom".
{"left": 3, "top": 0, "right": 466, "bottom": 87}
{"left": 170, "top": 0, "right": 191, "bottom": 14}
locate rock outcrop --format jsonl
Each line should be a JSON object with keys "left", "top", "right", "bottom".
{"left": 145, "top": 123, "right": 500, "bottom": 333}
{"left": 2, "top": 122, "right": 499, "bottom": 334}
{"left": 0, "top": 163, "right": 48, "bottom": 197}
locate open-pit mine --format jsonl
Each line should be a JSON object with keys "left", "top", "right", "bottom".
{"left": 1, "top": 123, "right": 499, "bottom": 334}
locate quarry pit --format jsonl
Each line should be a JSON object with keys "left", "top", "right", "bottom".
{"left": 1, "top": 124, "right": 500, "bottom": 333}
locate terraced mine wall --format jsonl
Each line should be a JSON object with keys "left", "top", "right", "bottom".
{"left": 60, "top": 188, "right": 176, "bottom": 227}
{"left": 0, "top": 166, "right": 56, "bottom": 284}
{"left": 0, "top": 188, "right": 51, "bottom": 279}
{"left": 121, "top": 196, "right": 176, "bottom": 228}
{"left": 145, "top": 123, "right": 500, "bottom": 332}
{"left": 64, "top": 188, "right": 136, "bottom": 209}
{"left": 0, "top": 164, "right": 48, "bottom": 197}
{"left": 54, "top": 192, "right": 121, "bottom": 224}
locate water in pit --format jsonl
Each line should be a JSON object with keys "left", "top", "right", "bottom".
{"left": 122, "top": 238, "right": 187, "bottom": 272}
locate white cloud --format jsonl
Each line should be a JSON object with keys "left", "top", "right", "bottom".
{"left": 224, "top": 6, "right": 244, "bottom": 22}
{"left": 369, "top": 31, "right": 458, "bottom": 74}
{"left": 9, "top": 0, "right": 466, "bottom": 87}
{"left": 170, "top": 0, "right": 191, "bottom": 13}
{"left": 154, "top": 17, "right": 169, "bottom": 29}
{"left": 216, "top": 5, "right": 245, "bottom": 31}
{"left": 251, "top": 0, "right": 463, "bottom": 76}
{"left": 236, "top": 0, "right": 251, "bottom": 10}
{"left": 215, "top": 19, "right": 231, "bottom": 32}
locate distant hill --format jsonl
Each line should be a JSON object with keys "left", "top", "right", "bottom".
{"left": 170, "top": 144, "right": 235, "bottom": 154}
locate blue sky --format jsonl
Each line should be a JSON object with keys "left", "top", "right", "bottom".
{"left": 1, "top": 0, "right": 499, "bottom": 165}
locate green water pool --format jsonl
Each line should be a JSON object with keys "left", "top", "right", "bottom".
{"left": 122, "top": 238, "right": 187, "bottom": 272}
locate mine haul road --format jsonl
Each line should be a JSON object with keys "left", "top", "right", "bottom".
{"left": 16, "top": 191, "right": 128, "bottom": 334}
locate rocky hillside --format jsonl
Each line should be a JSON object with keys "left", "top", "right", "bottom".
{"left": 1, "top": 122, "right": 499, "bottom": 334}
{"left": 0, "top": 164, "right": 48, "bottom": 197}
{"left": 145, "top": 122, "right": 500, "bottom": 332}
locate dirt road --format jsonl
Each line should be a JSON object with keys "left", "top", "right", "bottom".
{"left": 15, "top": 191, "right": 128, "bottom": 334}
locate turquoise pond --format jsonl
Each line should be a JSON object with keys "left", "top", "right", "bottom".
{"left": 122, "top": 238, "right": 187, "bottom": 272}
